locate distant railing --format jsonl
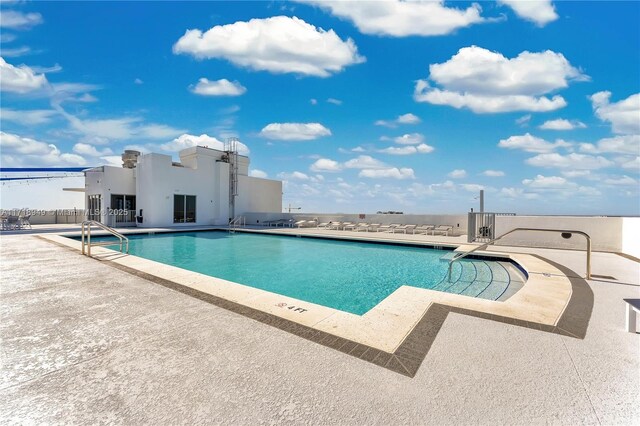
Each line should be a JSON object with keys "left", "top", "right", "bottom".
{"left": 468, "top": 212, "right": 516, "bottom": 243}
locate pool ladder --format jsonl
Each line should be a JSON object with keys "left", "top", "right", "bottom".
{"left": 81, "top": 220, "right": 129, "bottom": 257}
{"left": 229, "top": 215, "right": 245, "bottom": 233}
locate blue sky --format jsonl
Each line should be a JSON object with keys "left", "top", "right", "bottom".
{"left": 1, "top": 1, "right": 639, "bottom": 214}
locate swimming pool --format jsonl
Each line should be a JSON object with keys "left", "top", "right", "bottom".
{"left": 90, "top": 231, "right": 520, "bottom": 315}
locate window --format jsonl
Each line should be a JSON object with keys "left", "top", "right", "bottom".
{"left": 87, "top": 195, "right": 101, "bottom": 221}
{"left": 174, "top": 195, "right": 196, "bottom": 223}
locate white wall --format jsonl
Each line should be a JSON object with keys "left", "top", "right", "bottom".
{"left": 494, "top": 215, "right": 624, "bottom": 252}
{"left": 236, "top": 176, "right": 282, "bottom": 215}
{"left": 136, "top": 153, "right": 229, "bottom": 227}
{"left": 621, "top": 217, "right": 640, "bottom": 259}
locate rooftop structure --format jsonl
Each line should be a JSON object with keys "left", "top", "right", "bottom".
{"left": 84, "top": 145, "right": 282, "bottom": 227}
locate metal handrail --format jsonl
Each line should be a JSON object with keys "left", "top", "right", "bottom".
{"left": 229, "top": 215, "right": 245, "bottom": 232}
{"left": 449, "top": 227, "right": 591, "bottom": 281}
{"left": 81, "top": 220, "right": 129, "bottom": 257}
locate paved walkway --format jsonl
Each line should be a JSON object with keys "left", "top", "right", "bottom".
{"left": 1, "top": 235, "right": 638, "bottom": 424}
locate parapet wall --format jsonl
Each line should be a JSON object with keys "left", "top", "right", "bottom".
{"left": 242, "top": 212, "right": 468, "bottom": 235}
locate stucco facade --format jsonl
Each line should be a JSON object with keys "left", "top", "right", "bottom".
{"left": 84, "top": 146, "right": 282, "bottom": 227}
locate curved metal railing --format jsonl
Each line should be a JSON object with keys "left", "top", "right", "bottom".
{"left": 449, "top": 227, "right": 591, "bottom": 281}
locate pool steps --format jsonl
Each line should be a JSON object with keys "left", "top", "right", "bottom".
{"left": 435, "top": 254, "right": 525, "bottom": 301}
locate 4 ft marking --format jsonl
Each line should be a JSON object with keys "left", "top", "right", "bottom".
{"left": 275, "top": 302, "right": 308, "bottom": 313}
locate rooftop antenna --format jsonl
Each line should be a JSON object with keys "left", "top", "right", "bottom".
{"left": 286, "top": 203, "right": 301, "bottom": 213}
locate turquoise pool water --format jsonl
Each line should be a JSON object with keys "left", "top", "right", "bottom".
{"left": 89, "top": 231, "right": 508, "bottom": 315}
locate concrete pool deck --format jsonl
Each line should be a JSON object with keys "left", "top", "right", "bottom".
{"left": 1, "top": 229, "right": 639, "bottom": 424}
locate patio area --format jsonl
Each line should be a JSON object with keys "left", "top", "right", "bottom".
{"left": 0, "top": 232, "right": 638, "bottom": 424}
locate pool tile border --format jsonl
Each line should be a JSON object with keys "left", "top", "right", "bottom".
{"left": 39, "top": 232, "right": 593, "bottom": 377}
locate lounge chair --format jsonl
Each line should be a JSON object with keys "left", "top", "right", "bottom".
{"left": 345, "top": 222, "right": 367, "bottom": 231}
{"left": 392, "top": 224, "right": 417, "bottom": 234}
{"left": 3, "top": 216, "right": 21, "bottom": 230}
{"left": 328, "top": 222, "right": 343, "bottom": 230}
{"left": 20, "top": 214, "right": 32, "bottom": 229}
{"left": 366, "top": 223, "right": 382, "bottom": 232}
{"left": 340, "top": 222, "right": 354, "bottom": 230}
{"left": 294, "top": 220, "right": 308, "bottom": 228}
{"left": 431, "top": 225, "right": 453, "bottom": 236}
{"left": 377, "top": 223, "right": 400, "bottom": 232}
{"left": 317, "top": 222, "right": 330, "bottom": 229}
{"left": 355, "top": 223, "right": 371, "bottom": 232}
{"left": 415, "top": 225, "right": 434, "bottom": 234}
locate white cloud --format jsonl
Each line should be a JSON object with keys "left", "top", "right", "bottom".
{"left": 0, "top": 108, "right": 56, "bottom": 125}
{"left": 393, "top": 133, "right": 425, "bottom": 145}
{"left": 72, "top": 143, "right": 113, "bottom": 157}
{"left": 359, "top": 167, "right": 415, "bottom": 180}
{"left": 160, "top": 133, "right": 250, "bottom": 155}
{"left": 259, "top": 122, "right": 331, "bottom": 141}
{"left": 173, "top": 16, "right": 364, "bottom": 77}
{"left": 375, "top": 113, "right": 421, "bottom": 127}
{"left": 0, "top": 10, "right": 43, "bottom": 30}
{"left": 134, "top": 78, "right": 143, "bottom": 85}
{"left": 498, "top": 133, "right": 571, "bottom": 153}
{"left": 344, "top": 155, "right": 388, "bottom": 169}
{"left": 539, "top": 118, "right": 586, "bottom": 130}
{"left": 0, "top": 57, "right": 48, "bottom": 93}
{"left": 604, "top": 175, "right": 638, "bottom": 186}
{"left": 302, "top": 1, "right": 484, "bottom": 37}
{"left": 561, "top": 170, "right": 591, "bottom": 178}
{"left": 310, "top": 158, "right": 342, "bottom": 172}
{"left": 460, "top": 183, "right": 484, "bottom": 192}
{"left": 0, "top": 131, "right": 86, "bottom": 166}
{"left": 326, "top": 98, "right": 342, "bottom": 105}
{"left": 190, "top": 78, "right": 247, "bottom": 97}
{"left": 249, "top": 169, "right": 268, "bottom": 179}
{"left": 617, "top": 156, "right": 640, "bottom": 171}
{"left": 516, "top": 114, "right": 532, "bottom": 126}
{"left": 579, "top": 135, "right": 639, "bottom": 155}
{"left": 498, "top": 0, "right": 558, "bottom": 26}
{"left": 414, "top": 46, "right": 586, "bottom": 113}
{"left": 1, "top": 46, "right": 31, "bottom": 57}
{"left": 278, "top": 171, "right": 310, "bottom": 181}
{"left": 448, "top": 169, "right": 467, "bottom": 179}
{"left": 0, "top": 33, "right": 17, "bottom": 43}
{"left": 525, "top": 153, "right": 614, "bottom": 170}
{"left": 378, "top": 143, "right": 434, "bottom": 155}
{"left": 500, "top": 187, "right": 540, "bottom": 199}
{"left": 309, "top": 98, "right": 318, "bottom": 105}
{"left": 415, "top": 84, "right": 567, "bottom": 113}
{"left": 482, "top": 170, "right": 505, "bottom": 177}
{"left": 590, "top": 91, "right": 640, "bottom": 134}
{"left": 522, "top": 174, "right": 572, "bottom": 188}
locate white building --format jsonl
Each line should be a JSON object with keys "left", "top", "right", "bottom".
{"left": 84, "top": 145, "right": 282, "bottom": 227}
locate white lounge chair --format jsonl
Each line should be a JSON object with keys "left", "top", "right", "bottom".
{"left": 366, "top": 223, "right": 382, "bottom": 232}
{"left": 392, "top": 224, "right": 417, "bottom": 234}
{"left": 340, "top": 222, "right": 355, "bottom": 230}
{"left": 415, "top": 225, "right": 434, "bottom": 234}
{"left": 431, "top": 225, "right": 453, "bottom": 236}
{"left": 328, "top": 222, "right": 343, "bottom": 230}
{"left": 377, "top": 223, "right": 400, "bottom": 232}
{"left": 294, "top": 220, "right": 308, "bottom": 228}
{"left": 346, "top": 222, "right": 367, "bottom": 231}
{"left": 355, "top": 223, "right": 371, "bottom": 232}
{"left": 317, "top": 222, "right": 330, "bottom": 229}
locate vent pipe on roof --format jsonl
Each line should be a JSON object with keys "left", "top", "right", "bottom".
{"left": 122, "top": 150, "right": 141, "bottom": 168}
